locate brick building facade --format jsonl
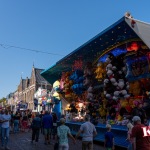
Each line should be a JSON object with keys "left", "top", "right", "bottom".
{"left": 17, "top": 65, "right": 51, "bottom": 110}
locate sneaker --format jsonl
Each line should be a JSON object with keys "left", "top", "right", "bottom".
{"left": 5, "top": 146, "right": 10, "bottom": 150}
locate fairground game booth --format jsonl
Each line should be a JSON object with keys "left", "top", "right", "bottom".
{"left": 41, "top": 15, "right": 150, "bottom": 148}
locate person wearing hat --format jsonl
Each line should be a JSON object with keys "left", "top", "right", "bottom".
{"left": 132, "top": 116, "right": 150, "bottom": 150}
{"left": 57, "top": 118, "right": 75, "bottom": 150}
{"left": 75, "top": 114, "right": 97, "bottom": 150}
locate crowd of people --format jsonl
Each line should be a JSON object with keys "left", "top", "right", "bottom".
{"left": 0, "top": 108, "right": 150, "bottom": 150}
{"left": 0, "top": 109, "right": 58, "bottom": 150}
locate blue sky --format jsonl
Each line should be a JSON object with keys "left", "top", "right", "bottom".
{"left": 0, "top": 0, "right": 150, "bottom": 98}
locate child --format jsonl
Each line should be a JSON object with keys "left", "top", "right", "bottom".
{"left": 104, "top": 124, "right": 115, "bottom": 150}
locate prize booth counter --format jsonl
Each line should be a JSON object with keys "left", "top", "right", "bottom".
{"left": 65, "top": 121, "right": 129, "bottom": 148}
{"left": 41, "top": 14, "right": 150, "bottom": 149}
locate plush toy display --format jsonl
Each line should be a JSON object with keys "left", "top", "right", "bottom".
{"left": 103, "top": 53, "right": 130, "bottom": 100}
{"left": 52, "top": 40, "right": 150, "bottom": 126}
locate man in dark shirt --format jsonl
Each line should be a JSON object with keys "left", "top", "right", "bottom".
{"left": 31, "top": 113, "right": 41, "bottom": 144}
{"left": 39, "top": 111, "right": 44, "bottom": 133}
{"left": 13, "top": 112, "right": 21, "bottom": 133}
{"left": 42, "top": 111, "right": 53, "bottom": 144}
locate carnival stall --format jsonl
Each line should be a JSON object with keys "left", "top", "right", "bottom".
{"left": 41, "top": 14, "right": 150, "bottom": 148}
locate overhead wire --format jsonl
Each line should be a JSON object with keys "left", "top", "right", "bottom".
{"left": 0, "top": 43, "right": 64, "bottom": 56}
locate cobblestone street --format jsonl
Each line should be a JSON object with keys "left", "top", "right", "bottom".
{"left": 7, "top": 131, "right": 127, "bottom": 150}
{"left": 7, "top": 131, "right": 106, "bottom": 150}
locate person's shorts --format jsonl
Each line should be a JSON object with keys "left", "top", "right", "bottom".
{"left": 44, "top": 128, "right": 52, "bottom": 135}
{"left": 82, "top": 141, "right": 93, "bottom": 150}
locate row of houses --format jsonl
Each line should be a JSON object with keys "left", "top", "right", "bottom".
{"left": 6, "top": 65, "right": 51, "bottom": 111}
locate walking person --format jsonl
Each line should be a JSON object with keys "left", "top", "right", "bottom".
{"left": 10, "top": 111, "right": 14, "bottom": 133}
{"left": 27, "top": 111, "right": 32, "bottom": 132}
{"left": 51, "top": 112, "right": 58, "bottom": 140}
{"left": 0, "top": 110, "right": 5, "bottom": 143}
{"left": 13, "top": 112, "right": 21, "bottom": 133}
{"left": 31, "top": 112, "right": 41, "bottom": 145}
{"left": 126, "top": 122, "right": 133, "bottom": 150}
{"left": 104, "top": 124, "right": 115, "bottom": 150}
{"left": 57, "top": 118, "right": 76, "bottom": 150}
{"left": 132, "top": 116, "right": 150, "bottom": 150}
{"left": 21, "top": 112, "right": 28, "bottom": 132}
{"left": 39, "top": 111, "right": 44, "bottom": 134}
{"left": 0, "top": 110, "right": 11, "bottom": 150}
{"left": 42, "top": 111, "right": 53, "bottom": 145}
{"left": 75, "top": 114, "right": 97, "bottom": 150}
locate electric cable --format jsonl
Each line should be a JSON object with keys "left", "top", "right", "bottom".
{"left": 0, "top": 43, "right": 64, "bottom": 56}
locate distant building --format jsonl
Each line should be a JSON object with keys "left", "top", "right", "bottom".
{"left": 5, "top": 92, "right": 14, "bottom": 111}
{"left": 16, "top": 65, "right": 52, "bottom": 110}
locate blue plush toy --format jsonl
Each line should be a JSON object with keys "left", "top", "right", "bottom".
{"left": 70, "top": 70, "right": 84, "bottom": 95}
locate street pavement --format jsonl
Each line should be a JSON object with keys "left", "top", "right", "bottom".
{"left": 6, "top": 131, "right": 126, "bottom": 150}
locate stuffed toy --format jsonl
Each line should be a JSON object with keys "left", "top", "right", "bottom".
{"left": 70, "top": 69, "right": 84, "bottom": 95}
{"left": 125, "top": 105, "right": 132, "bottom": 113}
{"left": 83, "top": 62, "right": 94, "bottom": 86}
{"left": 95, "top": 62, "right": 105, "bottom": 81}
{"left": 63, "top": 73, "right": 73, "bottom": 98}
{"left": 53, "top": 80, "right": 60, "bottom": 92}
{"left": 140, "top": 79, "right": 150, "bottom": 92}
{"left": 98, "top": 105, "right": 107, "bottom": 118}
{"left": 121, "top": 117, "right": 129, "bottom": 125}
{"left": 86, "top": 86, "right": 93, "bottom": 100}
{"left": 52, "top": 80, "right": 61, "bottom": 104}
{"left": 115, "top": 112, "right": 123, "bottom": 125}
{"left": 84, "top": 62, "right": 93, "bottom": 76}
{"left": 107, "top": 120, "right": 115, "bottom": 125}
{"left": 129, "top": 81, "right": 141, "bottom": 96}
{"left": 60, "top": 72, "right": 66, "bottom": 90}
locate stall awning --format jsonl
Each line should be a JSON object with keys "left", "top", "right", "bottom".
{"left": 41, "top": 16, "right": 150, "bottom": 84}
